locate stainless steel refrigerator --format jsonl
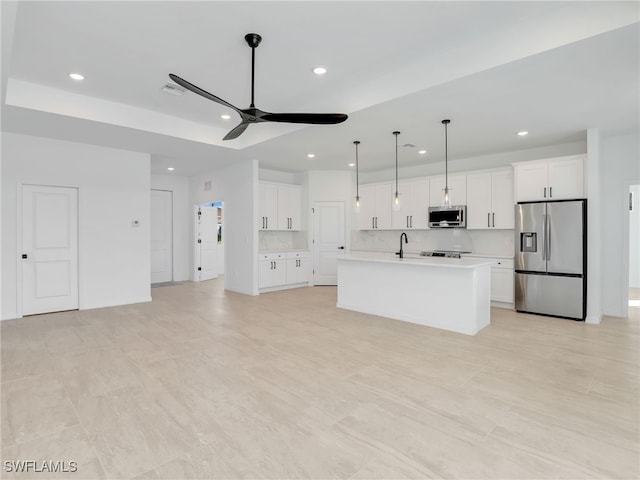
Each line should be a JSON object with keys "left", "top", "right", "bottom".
{"left": 514, "top": 199, "right": 587, "bottom": 320}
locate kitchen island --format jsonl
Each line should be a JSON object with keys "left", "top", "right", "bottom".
{"left": 336, "top": 253, "right": 492, "bottom": 335}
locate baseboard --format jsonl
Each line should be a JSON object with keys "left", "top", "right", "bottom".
{"left": 80, "top": 296, "right": 152, "bottom": 311}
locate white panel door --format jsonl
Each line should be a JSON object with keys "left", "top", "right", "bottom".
{"left": 466, "top": 172, "right": 492, "bottom": 229}
{"left": 22, "top": 185, "right": 79, "bottom": 316}
{"left": 150, "top": 189, "right": 173, "bottom": 284}
{"left": 197, "top": 206, "right": 218, "bottom": 281}
{"left": 313, "top": 201, "right": 345, "bottom": 285}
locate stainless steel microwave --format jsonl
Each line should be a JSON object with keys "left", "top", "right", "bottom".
{"left": 428, "top": 205, "right": 467, "bottom": 228}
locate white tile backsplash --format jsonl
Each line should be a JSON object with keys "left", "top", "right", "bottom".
{"left": 259, "top": 231, "right": 308, "bottom": 251}
{"left": 351, "top": 228, "right": 514, "bottom": 257}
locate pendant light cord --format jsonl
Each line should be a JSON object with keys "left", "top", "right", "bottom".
{"left": 442, "top": 119, "right": 451, "bottom": 191}
{"left": 354, "top": 140, "right": 360, "bottom": 200}
{"left": 393, "top": 131, "right": 400, "bottom": 196}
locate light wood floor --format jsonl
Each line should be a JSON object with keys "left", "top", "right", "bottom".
{"left": 2, "top": 279, "right": 638, "bottom": 479}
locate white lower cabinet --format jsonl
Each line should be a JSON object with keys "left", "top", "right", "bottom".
{"left": 286, "top": 252, "right": 310, "bottom": 285}
{"left": 259, "top": 252, "right": 286, "bottom": 289}
{"left": 491, "top": 259, "right": 514, "bottom": 304}
{"left": 466, "top": 256, "right": 514, "bottom": 306}
{"left": 259, "top": 251, "right": 310, "bottom": 292}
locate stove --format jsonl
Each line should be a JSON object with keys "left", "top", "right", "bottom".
{"left": 420, "top": 250, "right": 471, "bottom": 259}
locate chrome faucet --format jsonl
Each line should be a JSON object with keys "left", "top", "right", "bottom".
{"left": 396, "top": 232, "right": 408, "bottom": 259}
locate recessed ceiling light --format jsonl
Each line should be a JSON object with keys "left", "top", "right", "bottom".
{"left": 312, "top": 66, "right": 327, "bottom": 75}
{"left": 69, "top": 73, "right": 84, "bottom": 81}
{"left": 418, "top": 150, "right": 427, "bottom": 155}
{"left": 517, "top": 131, "right": 529, "bottom": 136}
{"left": 167, "top": 167, "right": 175, "bottom": 171}
{"left": 348, "top": 163, "right": 355, "bottom": 167}
{"left": 221, "top": 114, "right": 231, "bottom": 120}
{"left": 307, "top": 153, "right": 315, "bottom": 159}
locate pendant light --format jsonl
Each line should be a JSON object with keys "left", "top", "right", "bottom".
{"left": 441, "top": 119, "right": 452, "bottom": 207}
{"left": 353, "top": 140, "right": 361, "bottom": 213}
{"left": 392, "top": 131, "right": 401, "bottom": 211}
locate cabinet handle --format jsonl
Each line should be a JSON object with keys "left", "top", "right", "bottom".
{"left": 492, "top": 213, "right": 495, "bottom": 228}
{"left": 544, "top": 187, "right": 547, "bottom": 198}
{"left": 372, "top": 217, "right": 375, "bottom": 229}
{"left": 487, "top": 213, "right": 490, "bottom": 227}
{"left": 549, "top": 187, "right": 553, "bottom": 198}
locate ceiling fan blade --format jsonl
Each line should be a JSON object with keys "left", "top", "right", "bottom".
{"left": 169, "top": 74, "right": 242, "bottom": 115}
{"left": 260, "top": 113, "right": 348, "bottom": 125}
{"left": 223, "top": 122, "right": 250, "bottom": 141}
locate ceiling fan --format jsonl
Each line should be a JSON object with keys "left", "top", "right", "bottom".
{"left": 169, "top": 33, "right": 348, "bottom": 141}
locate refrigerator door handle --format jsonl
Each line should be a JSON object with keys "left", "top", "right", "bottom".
{"left": 546, "top": 214, "right": 551, "bottom": 262}
{"left": 541, "top": 214, "right": 547, "bottom": 261}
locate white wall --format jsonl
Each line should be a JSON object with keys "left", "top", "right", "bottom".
{"left": 191, "top": 159, "right": 258, "bottom": 295}
{"left": 1, "top": 133, "right": 151, "bottom": 319}
{"left": 601, "top": 131, "right": 640, "bottom": 316}
{"left": 151, "top": 174, "right": 190, "bottom": 282}
{"left": 629, "top": 184, "right": 640, "bottom": 288}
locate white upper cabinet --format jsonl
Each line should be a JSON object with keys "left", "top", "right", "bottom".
{"left": 357, "top": 182, "right": 393, "bottom": 230}
{"left": 467, "top": 168, "right": 514, "bottom": 229}
{"left": 277, "top": 184, "right": 301, "bottom": 230}
{"left": 513, "top": 155, "right": 585, "bottom": 202}
{"left": 259, "top": 182, "right": 278, "bottom": 230}
{"left": 391, "top": 178, "right": 430, "bottom": 230}
{"left": 259, "top": 182, "right": 302, "bottom": 230}
{"left": 429, "top": 174, "right": 467, "bottom": 206}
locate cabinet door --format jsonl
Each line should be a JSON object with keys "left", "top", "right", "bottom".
{"left": 297, "top": 257, "right": 310, "bottom": 283}
{"left": 277, "top": 185, "right": 301, "bottom": 230}
{"left": 514, "top": 162, "right": 547, "bottom": 202}
{"left": 408, "top": 179, "right": 429, "bottom": 229}
{"left": 429, "top": 175, "right": 467, "bottom": 206}
{"left": 391, "top": 180, "right": 413, "bottom": 230}
{"left": 288, "top": 185, "right": 301, "bottom": 230}
{"left": 466, "top": 172, "right": 492, "bottom": 229}
{"left": 272, "top": 259, "right": 287, "bottom": 286}
{"left": 374, "top": 183, "right": 393, "bottom": 229}
{"left": 259, "top": 183, "right": 278, "bottom": 230}
{"left": 491, "top": 169, "right": 514, "bottom": 229}
{"left": 357, "top": 184, "right": 376, "bottom": 230}
{"left": 286, "top": 258, "right": 298, "bottom": 283}
{"left": 259, "top": 260, "right": 273, "bottom": 288}
{"left": 548, "top": 157, "right": 584, "bottom": 200}
{"left": 491, "top": 268, "right": 514, "bottom": 303}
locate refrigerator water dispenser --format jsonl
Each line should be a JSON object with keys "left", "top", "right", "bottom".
{"left": 520, "top": 232, "right": 537, "bottom": 252}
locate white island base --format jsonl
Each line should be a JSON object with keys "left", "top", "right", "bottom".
{"left": 337, "top": 254, "right": 492, "bottom": 336}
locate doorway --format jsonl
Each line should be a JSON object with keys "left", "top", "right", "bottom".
{"left": 21, "top": 184, "right": 79, "bottom": 315}
{"left": 313, "top": 201, "right": 346, "bottom": 285}
{"left": 150, "top": 189, "right": 173, "bottom": 284}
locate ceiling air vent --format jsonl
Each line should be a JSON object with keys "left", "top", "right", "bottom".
{"left": 161, "top": 82, "right": 186, "bottom": 96}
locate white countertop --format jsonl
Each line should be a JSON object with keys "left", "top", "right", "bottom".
{"left": 339, "top": 252, "right": 492, "bottom": 269}
{"left": 462, "top": 253, "right": 514, "bottom": 259}
{"left": 351, "top": 249, "right": 513, "bottom": 260}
